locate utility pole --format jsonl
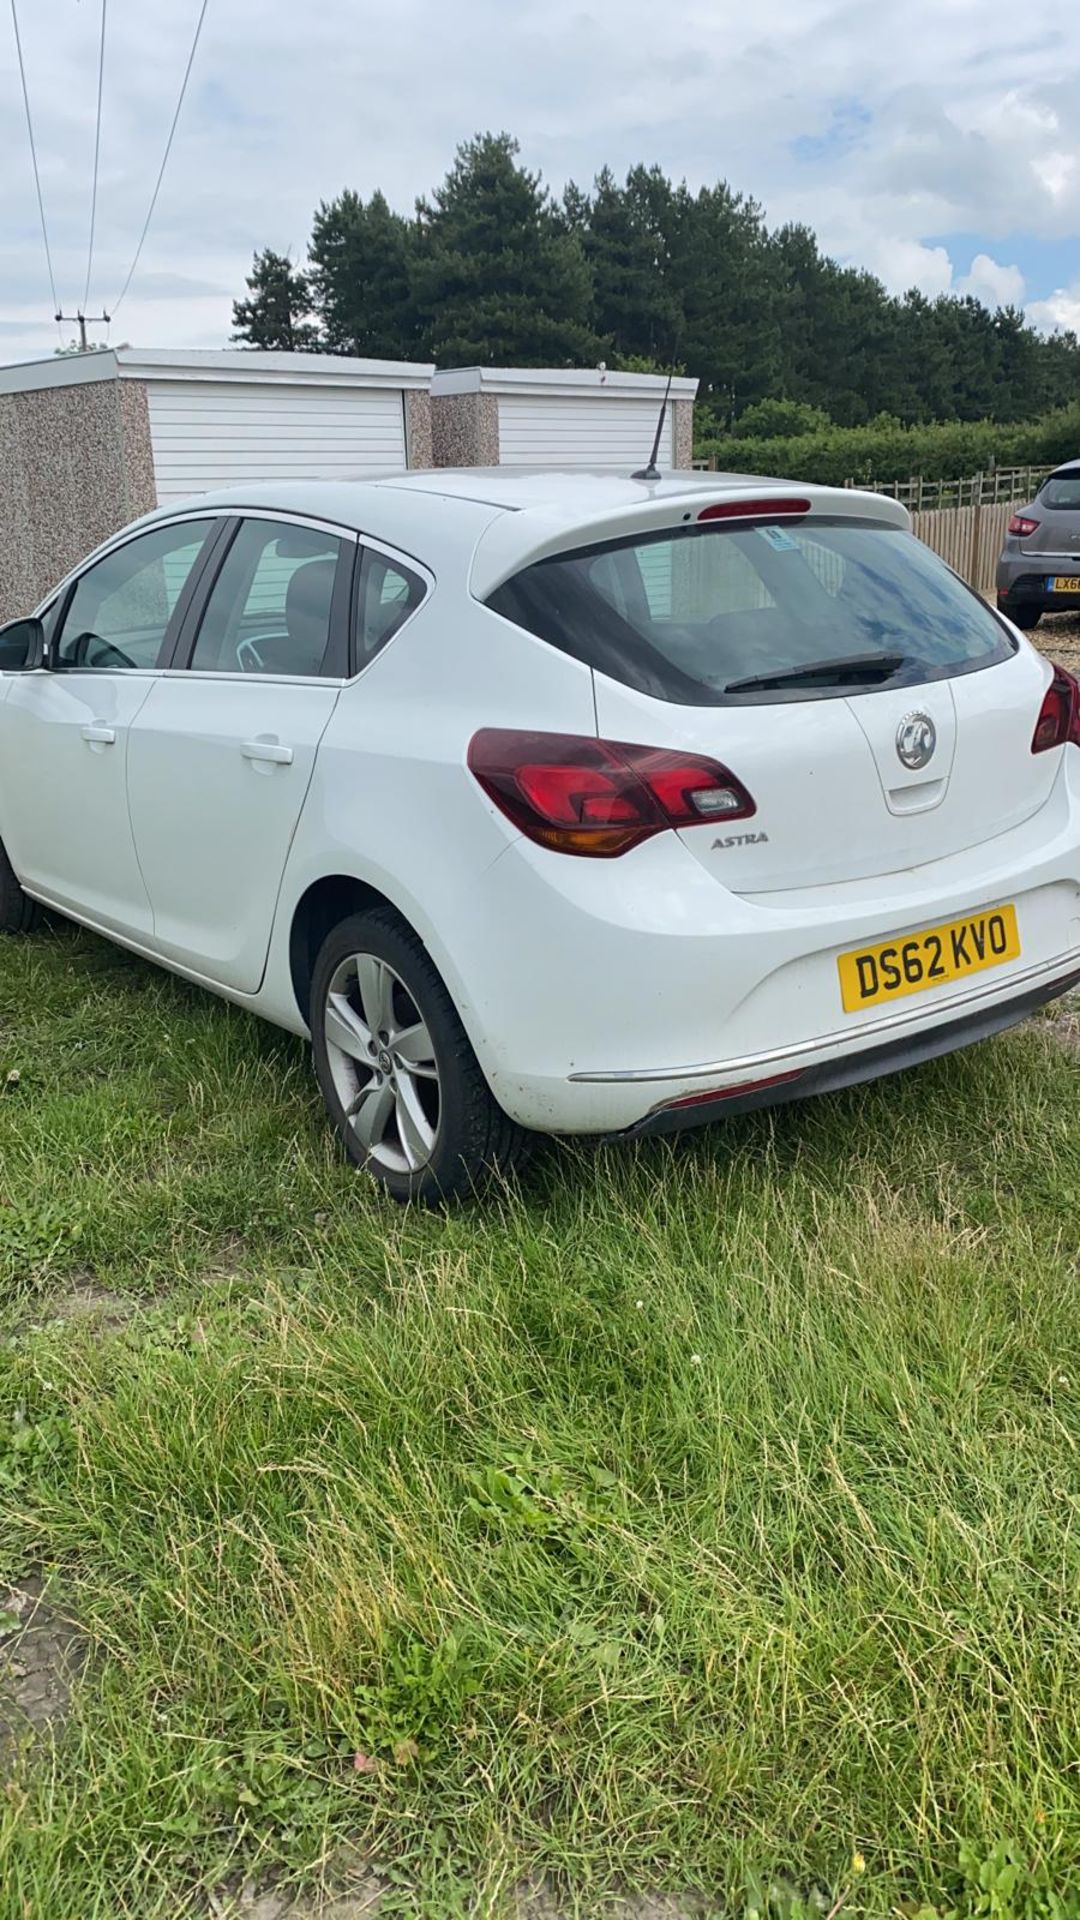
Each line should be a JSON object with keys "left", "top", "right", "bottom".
{"left": 54, "top": 309, "right": 110, "bottom": 351}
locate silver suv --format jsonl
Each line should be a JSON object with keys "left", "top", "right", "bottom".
{"left": 996, "top": 460, "right": 1080, "bottom": 630}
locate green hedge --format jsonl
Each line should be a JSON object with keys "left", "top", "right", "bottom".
{"left": 694, "top": 404, "right": 1080, "bottom": 488}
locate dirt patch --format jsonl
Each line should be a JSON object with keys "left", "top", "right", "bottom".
{"left": 9, "top": 1277, "right": 134, "bottom": 1340}
{"left": 514, "top": 1891, "right": 706, "bottom": 1920}
{"left": 40, "top": 1279, "right": 133, "bottom": 1326}
{"left": 211, "top": 1874, "right": 383, "bottom": 1918}
{"left": 222, "top": 1875, "right": 707, "bottom": 1919}
{"left": 219, "top": 1873, "right": 707, "bottom": 1920}
{"left": 0, "top": 1575, "right": 86, "bottom": 1770}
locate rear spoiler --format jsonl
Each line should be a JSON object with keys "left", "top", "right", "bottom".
{"left": 470, "top": 485, "right": 911, "bottom": 600}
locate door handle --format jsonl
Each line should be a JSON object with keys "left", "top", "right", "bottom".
{"left": 241, "top": 738, "right": 293, "bottom": 766}
{"left": 81, "top": 724, "right": 116, "bottom": 745}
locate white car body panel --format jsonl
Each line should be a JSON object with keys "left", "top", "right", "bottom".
{"left": 1, "top": 468, "right": 1078, "bottom": 1145}
{"left": 0, "top": 667, "right": 157, "bottom": 935}
{"left": 262, "top": 572, "right": 600, "bottom": 1048}
{"left": 126, "top": 673, "right": 342, "bottom": 991}
{"left": 593, "top": 643, "right": 1058, "bottom": 893}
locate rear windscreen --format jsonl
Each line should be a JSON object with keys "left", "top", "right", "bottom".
{"left": 1042, "top": 476, "right": 1080, "bottom": 510}
{"left": 486, "top": 519, "right": 1016, "bottom": 706}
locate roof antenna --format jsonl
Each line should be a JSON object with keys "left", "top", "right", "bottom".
{"left": 631, "top": 336, "right": 680, "bottom": 482}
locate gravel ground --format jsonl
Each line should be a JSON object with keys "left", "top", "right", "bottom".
{"left": 1031, "top": 607, "right": 1080, "bottom": 671}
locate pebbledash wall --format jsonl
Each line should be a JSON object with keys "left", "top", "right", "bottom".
{"left": 0, "top": 352, "right": 697, "bottom": 621}
{"left": 0, "top": 349, "right": 435, "bottom": 621}
{"left": 0, "top": 373, "right": 157, "bottom": 624}
{"left": 430, "top": 366, "right": 697, "bottom": 471}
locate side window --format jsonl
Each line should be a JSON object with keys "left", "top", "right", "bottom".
{"left": 190, "top": 520, "right": 345, "bottom": 676}
{"left": 56, "top": 520, "right": 213, "bottom": 670}
{"left": 356, "top": 549, "right": 425, "bottom": 666}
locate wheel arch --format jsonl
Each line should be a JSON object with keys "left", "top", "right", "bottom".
{"left": 289, "top": 874, "right": 414, "bottom": 1026}
{"left": 282, "top": 864, "right": 497, "bottom": 1099}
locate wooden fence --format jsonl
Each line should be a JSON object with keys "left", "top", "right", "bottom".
{"left": 911, "top": 498, "right": 1022, "bottom": 595}
{"left": 849, "top": 466, "right": 1049, "bottom": 510}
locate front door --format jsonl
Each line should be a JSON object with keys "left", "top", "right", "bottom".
{"left": 127, "top": 516, "right": 351, "bottom": 992}
{"left": 0, "top": 517, "right": 216, "bottom": 936}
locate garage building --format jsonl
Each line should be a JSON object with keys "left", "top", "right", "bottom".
{"left": 431, "top": 365, "right": 698, "bottom": 472}
{"left": 0, "top": 348, "right": 434, "bottom": 621}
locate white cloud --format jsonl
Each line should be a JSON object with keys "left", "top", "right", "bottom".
{"left": 0, "top": 0, "right": 1078, "bottom": 358}
{"left": 865, "top": 239, "right": 954, "bottom": 298}
{"left": 1027, "top": 283, "right": 1080, "bottom": 333}
{"left": 956, "top": 253, "right": 1026, "bottom": 308}
{"left": 1034, "top": 150, "right": 1076, "bottom": 199}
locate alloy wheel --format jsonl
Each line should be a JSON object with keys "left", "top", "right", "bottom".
{"left": 322, "top": 952, "right": 441, "bottom": 1173}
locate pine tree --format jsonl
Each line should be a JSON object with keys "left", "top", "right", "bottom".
{"left": 232, "top": 138, "right": 1080, "bottom": 424}
{"left": 411, "top": 133, "right": 601, "bottom": 365}
{"left": 231, "top": 249, "right": 317, "bottom": 350}
{"left": 579, "top": 165, "right": 682, "bottom": 365}
{"left": 671, "top": 182, "right": 781, "bottom": 420}
{"left": 309, "top": 191, "right": 418, "bottom": 360}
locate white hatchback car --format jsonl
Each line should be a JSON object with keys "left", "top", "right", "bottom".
{"left": 1, "top": 469, "right": 1078, "bottom": 1202}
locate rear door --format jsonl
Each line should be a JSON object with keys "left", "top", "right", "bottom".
{"left": 126, "top": 515, "right": 352, "bottom": 991}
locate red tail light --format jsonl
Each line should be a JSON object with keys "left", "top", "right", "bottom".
{"left": 698, "top": 497, "right": 810, "bottom": 522}
{"left": 1008, "top": 514, "right": 1040, "bottom": 537}
{"left": 1032, "top": 665, "right": 1080, "bottom": 753}
{"left": 468, "top": 730, "right": 756, "bottom": 856}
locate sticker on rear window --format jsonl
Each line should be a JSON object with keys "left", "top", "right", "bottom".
{"left": 757, "top": 526, "right": 799, "bottom": 551}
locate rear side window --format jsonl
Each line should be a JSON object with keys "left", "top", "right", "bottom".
{"left": 1041, "top": 475, "right": 1080, "bottom": 510}
{"left": 355, "top": 550, "right": 425, "bottom": 667}
{"left": 487, "top": 520, "right": 1015, "bottom": 706}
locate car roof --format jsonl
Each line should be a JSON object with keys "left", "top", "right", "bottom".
{"left": 128, "top": 468, "right": 910, "bottom": 600}
{"left": 1048, "top": 459, "right": 1080, "bottom": 479}
{"left": 167, "top": 466, "right": 871, "bottom": 517}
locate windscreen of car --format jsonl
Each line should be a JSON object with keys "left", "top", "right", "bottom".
{"left": 1041, "top": 475, "right": 1080, "bottom": 509}
{"left": 486, "top": 518, "right": 1016, "bottom": 705}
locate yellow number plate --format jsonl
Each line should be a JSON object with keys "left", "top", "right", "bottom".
{"left": 838, "top": 904, "right": 1020, "bottom": 1013}
{"left": 1052, "top": 577, "right": 1080, "bottom": 593}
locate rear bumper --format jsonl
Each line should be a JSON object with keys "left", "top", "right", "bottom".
{"left": 623, "top": 957, "right": 1080, "bottom": 1136}
{"left": 455, "top": 760, "right": 1080, "bottom": 1135}
{"left": 997, "top": 560, "right": 1080, "bottom": 611}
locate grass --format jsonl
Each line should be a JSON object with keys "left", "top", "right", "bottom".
{"left": 2, "top": 923, "right": 1080, "bottom": 1918}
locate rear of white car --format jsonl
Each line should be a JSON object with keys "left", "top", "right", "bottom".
{"left": 442, "top": 482, "right": 1080, "bottom": 1135}
{"left": 4, "top": 468, "right": 1078, "bottom": 1203}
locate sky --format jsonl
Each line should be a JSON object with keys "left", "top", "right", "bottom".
{"left": 1, "top": 0, "right": 1078, "bottom": 365}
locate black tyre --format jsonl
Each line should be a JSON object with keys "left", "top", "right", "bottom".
{"left": 1001, "top": 601, "right": 1042, "bottom": 631}
{"left": 310, "top": 907, "right": 528, "bottom": 1204}
{"left": 0, "top": 836, "right": 40, "bottom": 934}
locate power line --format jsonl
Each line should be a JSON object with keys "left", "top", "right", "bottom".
{"left": 110, "top": 0, "right": 209, "bottom": 318}
{"left": 82, "top": 0, "right": 108, "bottom": 311}
{"left": 9, "top": 0, "right": 61, "bottom": 329}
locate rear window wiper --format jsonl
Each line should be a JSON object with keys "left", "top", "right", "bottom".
{"left": 724, "top": 652, "right": 910, "bottom": 695}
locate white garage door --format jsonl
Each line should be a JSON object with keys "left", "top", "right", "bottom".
{"left": 497, "top": 394, "right": 675, "bottom": 470}
{"left": 147, "top": 380, "right": 409, "bottom": 503}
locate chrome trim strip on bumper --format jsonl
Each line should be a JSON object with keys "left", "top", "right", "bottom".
{"left": 567, "top": 946, "right": 1080, "bottom": 1084}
